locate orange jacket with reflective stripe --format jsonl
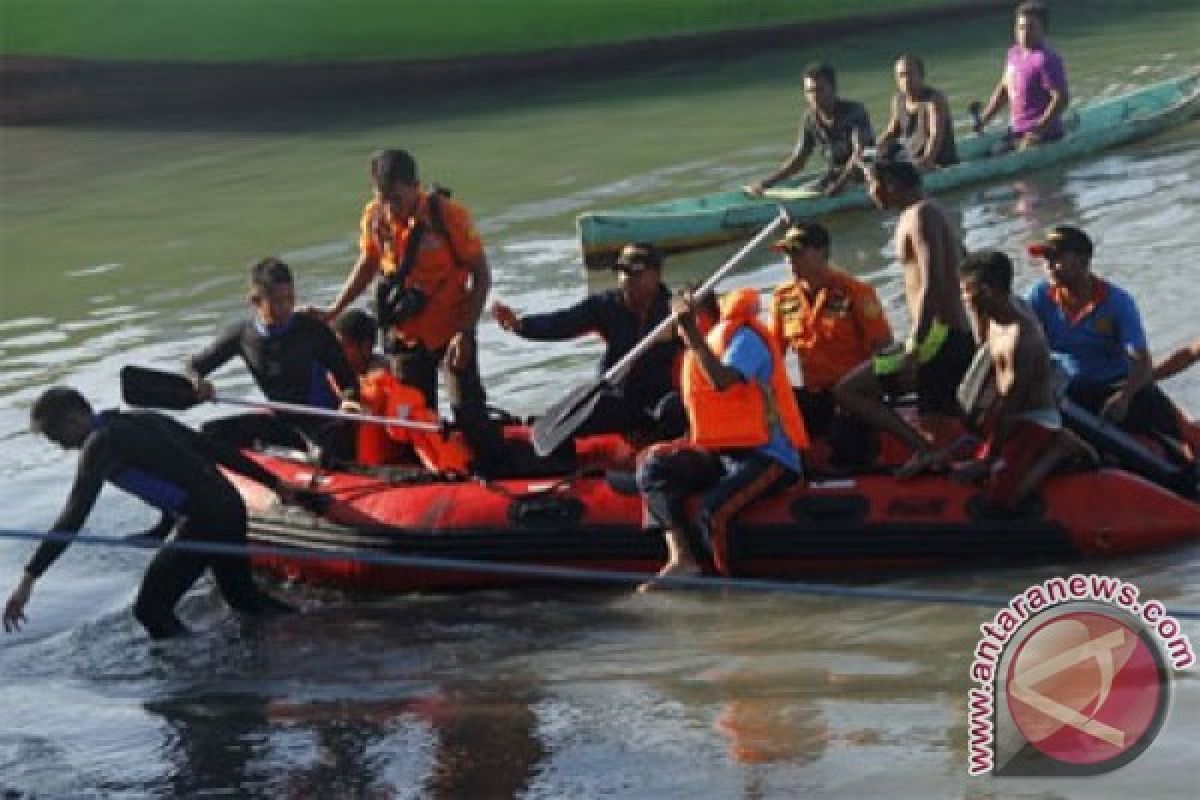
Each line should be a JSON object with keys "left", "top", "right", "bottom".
{"left": 359, "top": 189, "right": 484, "bottom": 350}
{"left": 681, "top": 288, "right": 809, "bottom": 452}
{"left": 769, "top": 270, "right": 892, "bottom": 392}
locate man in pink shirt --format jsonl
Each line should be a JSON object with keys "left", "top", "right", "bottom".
{"left": 976, "top": 1, "right": 1069, "bottom": 150}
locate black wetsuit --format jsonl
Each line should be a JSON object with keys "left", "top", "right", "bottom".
{"left": 186, "top": 314, "right": 358, "bottom": 457}
{"left": 518, "top": 285, "right": 685, "bottom": 438}
{"left": 26, "top": 410, "right": 288, "bottom": 638}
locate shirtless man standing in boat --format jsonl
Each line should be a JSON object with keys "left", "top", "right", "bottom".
{"left": 834, "top": 158, "right": 974, "bottom": 476}
{"left": 952, "top": 250, "right": 1093, "bottom": 509}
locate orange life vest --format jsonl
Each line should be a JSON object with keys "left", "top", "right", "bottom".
{"left": 671, "top": 305, "right": 718, "bottom": 388}
{"left": 357, "top": 369, "right": 405, "bottom": 466}
{"left": 358, "top": 368, "right": 472, "bottom": 473}
{"left": 681, "top": 288, "right": 809, "bottom": 452}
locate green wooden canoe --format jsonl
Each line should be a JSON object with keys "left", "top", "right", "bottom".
{"left": 577, "top": 71, "right": 1200, "bottom": 269}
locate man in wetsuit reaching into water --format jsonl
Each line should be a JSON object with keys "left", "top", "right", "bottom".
{"left": 3, "top": 387, "right": 300, "bottom": 639}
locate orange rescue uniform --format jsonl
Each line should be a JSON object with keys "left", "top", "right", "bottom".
{"left": 357, "top": 368, "right": 472, "bottom": 473}
{"left": 769, "top": 270, "right": 891, "bottom": 392}
{"left": 360, "top": 189, "right": 484, "bottom": 350}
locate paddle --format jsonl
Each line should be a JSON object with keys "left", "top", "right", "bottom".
{"left": 531, "top": 211, "right": 791, "bottom": 457}
{"left": 120, "top": 365, "right": 442, "bottom": 432}
{"left": 1061, "top": 398, "right": 1193, "bottom": 495}
{"left": 967, "top": 101, "right": 985, "bottom": 134}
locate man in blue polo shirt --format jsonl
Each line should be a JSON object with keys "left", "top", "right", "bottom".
{"left": 1025, "top": 225, "right": 1190, "bottom": 464}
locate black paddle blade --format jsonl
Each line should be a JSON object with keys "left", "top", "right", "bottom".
{"left": 531, "top": 379, "right": 607, "bottom": 457}
{"left": 120, "top": 365, "right": 201, "bottom": 411}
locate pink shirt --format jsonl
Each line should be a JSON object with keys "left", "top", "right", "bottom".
{"left": 1005, "top": 43, "right": 1068, "bottom": 136}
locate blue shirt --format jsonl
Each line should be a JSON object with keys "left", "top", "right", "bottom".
{"left": 1027, "top": 279, "right": 1147, "bottom": 386}
{"left": 723, "top": 327, "right": 802, "bottom": 473}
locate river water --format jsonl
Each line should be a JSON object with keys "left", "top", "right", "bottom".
{"left": 2, "top": 1, "right": 1199, "bottom": 796}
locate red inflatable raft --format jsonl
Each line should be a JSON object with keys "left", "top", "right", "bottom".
{"left": 226, "top": 434, "right": 1200, "bottom": 593}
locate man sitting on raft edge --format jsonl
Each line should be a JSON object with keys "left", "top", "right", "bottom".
{"left": 635, "top": 288, "right": 807, "bottom": 591}
{"left": 951, "top": 250, "right": 1095, "bottom": 510}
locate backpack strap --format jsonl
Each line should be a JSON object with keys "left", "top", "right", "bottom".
{"left": 388, "top": 186, "right": 461, "bottom": 284}
{"left": 426, "top": 185, "right": 462, "bottom": 269}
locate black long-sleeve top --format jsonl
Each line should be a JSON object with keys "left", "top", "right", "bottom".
{"left": 517, "top": 285, "right": 680, "bottom": 410}
{"left": 185, "top": 314, "right": 357, "bottom": 408}
{"left": 26, "top": 410, "right": 282, "bottom": 578}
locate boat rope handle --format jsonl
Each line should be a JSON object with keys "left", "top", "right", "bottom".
{"left": 2, "top": 528, "right": 1199, "bottom": 619}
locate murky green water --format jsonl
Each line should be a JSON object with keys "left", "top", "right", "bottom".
{"left": 2, "top": 1, "right": 1199, "bottom": 796}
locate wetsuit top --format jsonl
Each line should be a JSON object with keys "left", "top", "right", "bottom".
{"left": 895, "top": 87, "right": 959, "bottom": 166}
{"left": 517, "top": 284, "right": 679, "bottom": 410}
{"left": 25, "top": 410, "right": 283, "bottom": 578}
{"left": 186, "top": 314, "right": 357, "bottom": 409}
{"left": 793, "top": 99, "right": 874, "bottom": 179}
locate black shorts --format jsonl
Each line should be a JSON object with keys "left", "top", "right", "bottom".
{"left": 879, "top": 328, "right": 975, "bottom": 415}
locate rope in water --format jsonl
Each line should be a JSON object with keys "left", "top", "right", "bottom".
{"left": 2, "top": 528, "right": 1199, "bottom": 619}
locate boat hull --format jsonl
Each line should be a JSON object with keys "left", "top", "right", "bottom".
{"left": 229, "top": 454, "right": 1200, "bottom": 593}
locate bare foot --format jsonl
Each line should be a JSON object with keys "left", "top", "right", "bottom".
{"left": 636, "top": 560, "right": 703, "bottom": 593}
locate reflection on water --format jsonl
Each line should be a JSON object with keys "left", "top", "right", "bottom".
{"left": 144, "top": 680, "right": 545, "bottom": 800}
{"left": 0, "top": 563, "right": 1197, "bottom": 796}
{"left": 113, "top": 593, "right": 624, "bottom": 797}
{"left": 2, "top": 0, "right": 1200, "bottom": 796}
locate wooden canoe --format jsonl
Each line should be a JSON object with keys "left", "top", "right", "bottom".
{"left": 577, "top": 71, "right": 1200, "bottom": 270}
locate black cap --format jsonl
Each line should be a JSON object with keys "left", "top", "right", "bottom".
{"left": 1028, "top": 225, "right": 1093, "bottom": 259}
{"left": 614, "top": 242, "right": 664, "bottom": 272}
{"left": 772, "top": 222, "right": 830, "bottom": 252}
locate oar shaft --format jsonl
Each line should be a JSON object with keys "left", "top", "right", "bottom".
{"left": 212, "top": 395, "right": 441, "bottom": 432}
{"left": 603, "top": 211, "right": 788, "bottom": 384}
